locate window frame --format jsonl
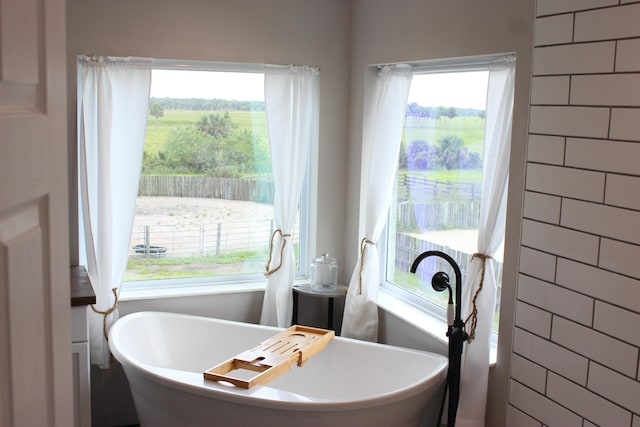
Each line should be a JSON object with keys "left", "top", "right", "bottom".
{"left": 380, "top": 54, "right": 512, "bottom": 341}
{"left": 78, "top": 58, "right": 312, "bottom": 292}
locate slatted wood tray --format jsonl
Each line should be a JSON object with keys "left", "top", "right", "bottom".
{"left": 203, "top": 325, "right": 334, "bottom": 389}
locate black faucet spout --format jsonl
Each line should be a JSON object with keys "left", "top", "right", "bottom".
{"left": 410, "top": 250, "right": 463, "bottom": 323}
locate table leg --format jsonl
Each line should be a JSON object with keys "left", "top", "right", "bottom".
{"left": 328, "top": 297, "right": 334, "bottom": 330}
{"left": 292, "top": 290, "right": 299, "bottom": 325}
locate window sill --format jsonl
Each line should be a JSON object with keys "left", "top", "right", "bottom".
{"left": 119, "top": 279, "right": 267, "bottom": 302}
{"left": 377, "top": 288, "right": 497, "bottom": 366}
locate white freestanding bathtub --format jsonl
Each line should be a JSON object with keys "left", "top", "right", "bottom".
{"left": 109, "top": 311, "right": 448, "bottom": 427}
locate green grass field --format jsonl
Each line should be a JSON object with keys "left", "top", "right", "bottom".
{"left": 145, "top": 109, "right": 268, "bottom": 156}
{"left": 403, "top": 116, "right": 485, "bottom": 155}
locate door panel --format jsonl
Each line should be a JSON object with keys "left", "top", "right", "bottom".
{"left": 0, "top": 0, "right": 72, "bottom": 425}
{"left": 0, "top": 0, "right": 43, "bottom": 114}
{"left": 0, "top": 200, "right": 50, "bottom": 425}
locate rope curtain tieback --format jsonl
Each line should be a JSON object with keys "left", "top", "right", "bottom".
{"left": 464, "top": 253, "right": 493, "bottom": 343}
{"left": 90, "top": 288, "right": 120, "bottom": 341}
{"left": 358, "top": 237, "right": 376, "bottom": 294}
{"left": 265, "top": 229, "right": 291, "bottom": 277}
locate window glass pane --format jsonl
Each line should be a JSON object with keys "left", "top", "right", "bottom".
{"left": 125, "top": 69, "right": 300, "bottom": 282}
{"left": 386, "top": 70, "right": 504, "bottom": 333}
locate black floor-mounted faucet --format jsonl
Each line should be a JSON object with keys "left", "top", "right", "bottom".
{"left": 410, "top": 250, "right": 467, "bottom": 427}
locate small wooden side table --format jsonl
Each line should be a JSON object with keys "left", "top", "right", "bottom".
{"left": 291, "top": 284, "right": 348, "bottom": 331}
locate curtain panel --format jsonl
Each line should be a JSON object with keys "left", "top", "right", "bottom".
{"left": 260, "top": 65, "right": 320, "bottom": 327}
{"left": 78, "top": 56, "right": 152, "bottom": 368}
{"left": 456, "top": 56, "right": 516, "bottom": 427}
{"left": 341, "top": 64, "right": 413, "bottom": 341}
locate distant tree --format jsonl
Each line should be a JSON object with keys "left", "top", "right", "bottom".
{"left": 149, "top": 102, "right": 164, "bottom": 129}
{"left": 459, "top": 149, "right": 481, "bottom": 169}
{"left": 398, "top": 139, "right": 408, "bottom": 169}
{"left": 164, "top": 126, "right": 217, "bottom": 173}
{"left": 407, "top": 140, "right": 433, "bottom": 171}
{"left": 436, "top": 135, "right": 464, "bottom": 170}
{"left": 445, "top": 106, "right": 457, "bottom": 119}
{"left": 197, "top": 112, "right": 235, "bottom": 138}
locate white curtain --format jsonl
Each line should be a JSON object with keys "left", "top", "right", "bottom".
{"left": 260, "top": 66, "right": 320, "bottom": 327}
{"left": 78, "top": 57, "right": 152, "bottom": 368}
{"left": 456, "top": 56, "right": 516, "bottom": 426}
{"left": 341, "top": 65, "right": 413, "bottom": 341}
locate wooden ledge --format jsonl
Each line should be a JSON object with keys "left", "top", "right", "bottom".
{"left": 70, "top": 265, "right": 96, "bottom": 306}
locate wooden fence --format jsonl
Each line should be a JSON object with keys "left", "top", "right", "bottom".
{"left": 396, "top": 200, "right": 480, "bottom": 230}
{"left": 129, "top": 220, "right": 300, "bottom": 259}
{"left": 394, "top": 233, "right": 503, "bottom": 303}
{"left": 138, "top": 175, "right": 274, "bottom": 203}
{"left": 398, "top": 175, "right": 481, "bottom": 202}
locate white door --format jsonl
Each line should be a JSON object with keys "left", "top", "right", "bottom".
{"left": 0, "top": 0, "right": 73, "bottom": 425}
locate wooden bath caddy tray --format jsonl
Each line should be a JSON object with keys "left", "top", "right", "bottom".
{"left": 203, "top": 325, "right": 334, "bottom": 389}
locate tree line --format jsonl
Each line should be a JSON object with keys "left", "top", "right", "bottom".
{"left": 405, "top": 103, "right": 485, "bottom": 121}
{"left": 150, "top": 97, "right": 265, "bottom": 112}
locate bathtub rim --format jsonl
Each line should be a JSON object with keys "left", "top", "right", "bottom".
{"left": 109, "top": 311, "right": 449, "bottom": 413}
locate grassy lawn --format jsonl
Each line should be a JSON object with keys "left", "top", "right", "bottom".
{"left": 145, "top": 109, "right": 268, "bottom": 156}
{"left": 125, "top": 248, "right": 268, "bottom": 281}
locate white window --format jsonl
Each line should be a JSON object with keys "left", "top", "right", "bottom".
{"left": 82, "top": 62, "right": 310, "bottom": 289}
{"left": 384, "top": 60, "right": 511, "bottom": 334}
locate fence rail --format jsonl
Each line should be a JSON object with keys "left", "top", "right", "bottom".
{"left": 129, "top": 219, "right": 299, "bottom": 259}
{"left": 398, "top": 175, "right": 481, "bottom": 202}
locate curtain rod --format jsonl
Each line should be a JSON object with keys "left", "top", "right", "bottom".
{"left": 77, "top": 55, "right": 303, "bottom": 73}
{"left": 377, "top": 53, "right": 516, "bottom": 75}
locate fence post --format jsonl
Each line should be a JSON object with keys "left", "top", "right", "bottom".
{"left": 216, "top": 223, "right": 222, "bottom": 255}
{"left": 144, "top": 226, "right": 150, "bottom": 259}
{"left": 199, "top": 224, "right": 205, "bottom": 257}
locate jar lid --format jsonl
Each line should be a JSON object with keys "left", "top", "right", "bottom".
{"left": 312, "top": 253, "right": 335, "bottom": 264}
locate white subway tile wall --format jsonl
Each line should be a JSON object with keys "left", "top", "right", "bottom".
{"left": 517, "top": 273, "right": 594, "bottom": 326}
{"left": 510, "top": 2, "right": 640, "bottom": 424}
{"left": 526, "top": 134, "right": 565, "bottom": 165}
{"left": 534, "top": 15, "right": 574, "bottom": 46}
{"left": 530, "top": 76, "right": 570, "bottom": 105}
{"left": 505, "top": 405, "right": 542, "bottom": 427}
{"left": 523, "top": 191, "right": 561, "bottom": 224}
{"left": 515, "top": 301, "right": 552, "bottom": 338}
{"left": 519, "top": 246, "right": 557, "bottom": 282}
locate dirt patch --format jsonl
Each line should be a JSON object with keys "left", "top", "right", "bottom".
{"left": 133, "top": 196, "right": 274, "bottom": 226}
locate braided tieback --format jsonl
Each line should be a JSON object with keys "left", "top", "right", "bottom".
{"left": 464, "top": 253, "right": 492, "bottom": 343}
{"left": 90, "top": 288, "right": 120, "bottom": 341}
{"left": 358, "top": 237, "right": 376, "bottom": 294}
{"left": 264, "top": 229, "right": 291, "bottom": 277}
